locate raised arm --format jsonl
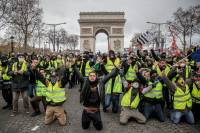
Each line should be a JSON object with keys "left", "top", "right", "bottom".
{"left": 162, "top": 71, "right": 176, "bottom": 92}
{"left": 101, "top": 68, "right": 118, "bottom": 84}
{"left": 73, "top": 65, "right": 84, "bottom": 83}
{"left": 150, "top": 49, "right": 160, "bottom": 61}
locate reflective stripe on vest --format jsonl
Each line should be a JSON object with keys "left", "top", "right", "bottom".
{"left": 173, "top": 85, "right": 192, "bottom": 110}
{"left": 12, "top": 61, "right": 27, "bottom": 72}
{"left": 155, "top": 65, "right": 170, "bottom": 77}
{"left": 2, "top": 66, "right": 11, "bottom": 80}
{"left": 46, "top": 81, "right": 66, "bottom": 103}
{"left": 105, "top": 58, "right": 120, "bottom": 73}
{"left": 144, "top": 82, "right": 163, "bottom": 99}
{"left": 125, "top": 65, "right": 137, "bottom": 81}
{"left": 121, "top": 88, "right": 140, "bottom": 109}
{"left": 185, "top": 65, "right": 190, "bottom": 79}
{"left": 36, "top": 80, "right": 47, "bottom": 96}
{"left": 85, "top": 61, "right": 92, "bottom": 77}
{"left": 191, "top": 83, "right": 200, "bottom": 104}
{"left": 105, "top": 74, "right": 122, "bottom": 94}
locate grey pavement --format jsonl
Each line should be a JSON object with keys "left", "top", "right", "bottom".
{"left": 0, "top": 86, "right": 200, "bottom": 133}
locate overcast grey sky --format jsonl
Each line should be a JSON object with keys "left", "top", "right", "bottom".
{"left": 40, "top": 0, "right": 200, "bottom": 51}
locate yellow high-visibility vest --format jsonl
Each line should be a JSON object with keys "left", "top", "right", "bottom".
{"left": 144, "top": 81, "right": 163, "bottom": 99}
{"left": 105, "top": 58, "right": 120, "bottom": 73}
{"left": 125, "top": 64, "right": 137, "bottom": 81}
{"left": 173, "top": 85, "right": 192, "bottom": 110}
{"left": 12, "top": 61, "right": 27, "bottom": 72}
{"left": 2, "top": 66, "right": 11, "bottom": 80}
{"left": 121, "top": 88, "right": 140, "bottom": 109}
{"left": 105, "top": 74, "right": 122, "bottom": 94}
{"left": 85, "top": 61, "right": 92, "bottom": 77}
{"left": 191, "top": 83, "right": 200, "bottom": 104}
{"left": 46, "top": 81, "right": 66, "bottom": 103}
{"left": 35, "top": 80, "right": 47, "bottom": 96}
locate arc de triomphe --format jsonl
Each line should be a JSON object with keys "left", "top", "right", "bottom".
{"left": 78, "top": 12, "right": 126, "bottom": 53}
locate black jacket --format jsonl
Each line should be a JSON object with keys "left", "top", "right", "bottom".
{"left": 8, "top": 61, "right": 30, "bottom": 91}
{"left": 74, "top": 65, "right": 118, "bottom": 105}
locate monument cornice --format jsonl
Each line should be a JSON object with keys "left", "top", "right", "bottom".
{"left": 79, "top": 12, "right": 125, "bottom": 15}
{"left": 78, "top": 19, "right": 126, "bottom": 23}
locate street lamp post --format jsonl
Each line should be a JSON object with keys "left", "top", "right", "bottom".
{"left": 10, "top": 36, "right": 14, "bottom": 53}
{"left": 146, "top": 22, "right": 170, "bottom": 51}
{"left": 44, "top": 22, "right": 66, "bottom": 52}
{"left": 43, "top": 41, "right": 47, "bottom": 55}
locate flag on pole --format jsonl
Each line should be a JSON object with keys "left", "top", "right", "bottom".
{"left": 171, "top": 35, "right": 177, "bottom": 49}
{"left": 137, "top": 31, "right": 153, "bottom": 46}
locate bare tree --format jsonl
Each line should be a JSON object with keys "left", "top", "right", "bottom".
{"left": 44, "top": 28, "right": 78, "bottom": 52}
{"left": 66, "top": 34, "right": 79, "bottom": 51}
{"left": 59, "top": 28, "right": 68, "bottom": 50}
{"left": 0, "top": 0, "right": 10, "bottom": 31}
{"left": 34, "top": 22, "right": 44, "bottom": 49}
{"left": 4, "top": 25, "right": 24, "bottom": 48}
{"left": 8, "top": 0, "right": 43, "bottom": 51}
{"left": 169, "top": 5, "right": 200, "bottom": 52}
{"left": 188, "top": 5, "right": 200, "bottom": 47}
{"left": 46, "top": 29, "right": 54, "bottom": 49}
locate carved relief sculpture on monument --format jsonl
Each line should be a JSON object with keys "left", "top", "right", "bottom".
{"left": 112, "top": 28, "right": 123, "bottom": 34}
{"left": 81, "top": 28, "right": 92, "bottom": 34}
{"left": 83, "top": 40, "right": 90, "bottom": 51}
{"left": 113, "top": 40, "right": 121, "bottom": 51}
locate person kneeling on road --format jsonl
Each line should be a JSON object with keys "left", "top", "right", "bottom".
{"left": 74, "top": 63, "right": 118, "bottom": 130}
{"left": 44, "top": 69, "right": 68, "bottom": 126}
{"left": 120, "top": 78, "right": 156, "bottom": 124}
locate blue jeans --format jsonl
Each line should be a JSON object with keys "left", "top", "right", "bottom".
{"left": 103, "top": 94, "right": 120, "bottom": 113}
{"left": 170, "top": 110, "right": 195, "bottom": 124}
{"left": 143, "top": 103, "right": 165, "bottom": 122}
{"left": 28, "top": 84, "right": 35, "bottom": 98}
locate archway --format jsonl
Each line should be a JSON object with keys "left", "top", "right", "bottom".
{"left": 95, "top": 33, "right": 108, "bottom": 53}
{"left": 95, "top": 29, "right": 109, "bottom": 53}
{"left": 78, "top": 12, "right": 126, "bottom": 53}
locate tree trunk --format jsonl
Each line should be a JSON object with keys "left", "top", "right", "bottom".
{"left": 24, "top": 34, "right": 28, "bottom": 52}
{"left": 183, "top": 30, "right": 186, "bottom": 53}
{"left": 24, "top": 26, "right": 28, "bottom": 52}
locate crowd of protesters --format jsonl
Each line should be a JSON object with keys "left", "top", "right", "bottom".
{"left": 0, "top": 46, "right": 199, "bottom": 130}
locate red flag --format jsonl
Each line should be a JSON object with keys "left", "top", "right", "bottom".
{"left": 171, "top": 35, "right": 177, "bottom": 49}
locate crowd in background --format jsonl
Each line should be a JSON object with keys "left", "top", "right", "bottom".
{"left": 0, "top": 46, "right": 200, "bottom": 130}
